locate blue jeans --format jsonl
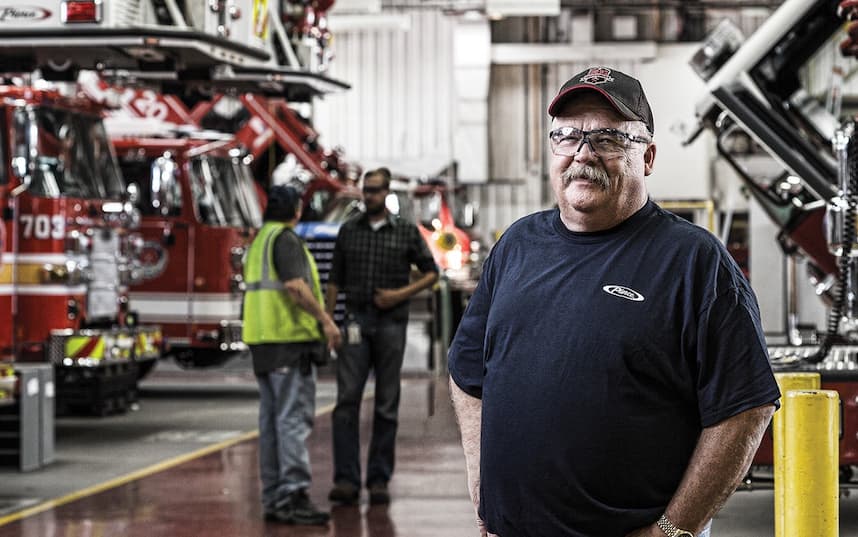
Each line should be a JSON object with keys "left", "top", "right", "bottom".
{"left": 332, "top": 312, "right": 407, "bottom": 487}
{"left": 256, "top": 366, "right": 316, "bottom": 510}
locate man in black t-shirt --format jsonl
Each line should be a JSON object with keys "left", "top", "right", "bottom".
{"left": 448, "top": 67, "right": 780, "bottom": 537}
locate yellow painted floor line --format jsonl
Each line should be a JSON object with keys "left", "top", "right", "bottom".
{"left": 0, "top": 397, "right": 351, "bottom": 527}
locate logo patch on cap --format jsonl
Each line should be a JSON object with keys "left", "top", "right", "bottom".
{"left": 579, "top": 67, "right": 614, "bottom": 85}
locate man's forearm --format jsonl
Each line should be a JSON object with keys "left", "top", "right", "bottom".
{"left": 450, "top": 377, "right": 482, "bottom": 511}
{"left": 401, "top": 270, "right": 439, "bottom": 300}
{"left": 663, "top": 404, "right": 775, "bottom": 534}
{"left": 285, "top": 278, "right": 332, "bottom": 324}
{"left": 324, "top": 283, "right": 339, "bottom": 318}
{"left": 375, "top": 270, "right": 440, "bottom": 310}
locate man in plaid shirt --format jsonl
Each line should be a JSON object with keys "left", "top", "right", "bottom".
{"left": 326, "top": 167, "right": 439, "bottom": 506}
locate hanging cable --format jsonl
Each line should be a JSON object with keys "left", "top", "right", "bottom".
{"left": 809, "top": 122, "right": 858, "bottom": 364}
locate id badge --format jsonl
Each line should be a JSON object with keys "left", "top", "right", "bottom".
{"left": 347, "top": 321, "right": 362, "bottom": 345}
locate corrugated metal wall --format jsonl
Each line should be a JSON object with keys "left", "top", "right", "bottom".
{"left": 313, "top": 6, "right": 784, "bottom": 241}
{"left": 314, "top": 9, "right": 456, "bottom": 175}
{"left": 473, "top": 9, "right": 779, "bottom": 239}
{"left": 475, "top": 58, "right": 646, "bottom": 239}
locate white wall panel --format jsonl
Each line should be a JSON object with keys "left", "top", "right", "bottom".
{"left": 453, "top": 17, "right": 491, "bottom": 183}
{"left": 316, "top": 10, "right": 782, "bottom": 239}
{"left": 317, "top": 9, "right": 455, "bottom": 177}
{"left": 489, "top": 65, "right": 528, "bottom": 182}
{"left": 637, "top": 45, "right": 712, "bottom": 200}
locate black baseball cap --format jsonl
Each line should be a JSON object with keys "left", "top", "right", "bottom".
{"left": 265, "top": 185, "right": 302, "bottom": 220}
{"left": 268, "top": 184, "right": 301, "bottom": 207}
{"left": 548, "top": 66, "right": 654, "bottom": 135}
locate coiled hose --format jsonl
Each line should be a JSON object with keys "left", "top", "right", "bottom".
{"left": 811, "top": 125, "right": 858, "bottom": 363}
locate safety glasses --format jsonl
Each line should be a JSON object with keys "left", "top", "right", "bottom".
{"left": 549, "top": 127, "right": 650, "bottom": 157}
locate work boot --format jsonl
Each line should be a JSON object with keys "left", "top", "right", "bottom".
{"left": 328, "top": 480, "right": 360, "bottom": 505}
{"left": 368, "top": 482, "right": 390, "bottom": 505}
{"left": 266, "top": 490, "right": 330, "bottom": 525}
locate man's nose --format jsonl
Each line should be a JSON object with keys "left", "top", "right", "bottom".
{"left": 573, "top": 138, "right": 598, "bottom": 162}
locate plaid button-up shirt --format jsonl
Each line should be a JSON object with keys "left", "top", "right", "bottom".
{"left": 329, "top": 213, "right": 438, "bottom": 319}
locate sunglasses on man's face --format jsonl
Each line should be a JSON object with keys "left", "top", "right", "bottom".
{"left": 362, "top": 186, "right": 387, "bottom": 195}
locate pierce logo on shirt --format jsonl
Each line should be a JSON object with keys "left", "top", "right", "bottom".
{"left": 602, "top": 285, "right": 645, "bottom": 302}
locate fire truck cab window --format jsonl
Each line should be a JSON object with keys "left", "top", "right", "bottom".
{"left": 89, "top": 121, "right": 125, "bottom": 199}
{"left": 118, "top": 156, "right": 183, "bottom": 217}
{"left": 11, "top": 109, "right": 29, "bottom": 180}
{"left": 234, "top": 160, "right": 263, "bottom": 228}
{"left": 0, "top": 112, "right": 7, "bottom": 186}
{"left": 190, "top": 156, "right": 253, "bottom": 227}
{"left": 16, "top": 107, "right": 125, "bottom": 199}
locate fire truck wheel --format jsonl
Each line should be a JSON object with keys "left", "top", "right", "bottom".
{"left": 136, "top": 359, "right": 158, "bottom": 380}
{"left": 841, "top": 465, "right": 855, "bottom": 484}
{"left": 173, "top": 349, "right": 234, "bottom": 369}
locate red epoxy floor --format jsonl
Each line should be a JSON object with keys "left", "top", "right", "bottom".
{"left": 0, "top": 378, "right": 477, "bottom": 537}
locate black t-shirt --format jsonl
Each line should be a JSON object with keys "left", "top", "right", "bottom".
{"left": 273, "top": 229, "right": 311, "bottom": 283}
{"left": 448, "top": 200, "right": 780, "bottom": 537}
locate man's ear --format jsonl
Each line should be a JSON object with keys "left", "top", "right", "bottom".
{"left": 643, "top": 142, "right": 656, "bottom": 176}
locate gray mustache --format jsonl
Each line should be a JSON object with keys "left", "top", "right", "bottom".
{"left": 561, "top": 165, "right": 610, "bottom": 189}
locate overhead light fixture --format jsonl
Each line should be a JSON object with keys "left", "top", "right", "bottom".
{"left": 462, "top": 9, "right": 485, "bottom": 21}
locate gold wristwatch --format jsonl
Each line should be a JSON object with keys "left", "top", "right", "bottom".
{"left": 657, "top": 514, "right": 695, "bottom": 537}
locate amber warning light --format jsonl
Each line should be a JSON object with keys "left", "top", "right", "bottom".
{"left": 62, "top": 1, "right": 101, "bottom": 23}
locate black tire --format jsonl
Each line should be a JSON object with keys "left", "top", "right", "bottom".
{"left": 136, "top": 359, "right": 158, "bottom": 380}
{"left": 173, "top": 348, "right": 234, "bottom": 369}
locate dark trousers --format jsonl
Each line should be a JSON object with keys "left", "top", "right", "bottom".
{"left": 332, "top": 312, "right": 407, "bottom": 487}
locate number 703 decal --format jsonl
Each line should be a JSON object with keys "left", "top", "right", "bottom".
{"left": 19, "top": 214, "right": 65, "bottom": 240}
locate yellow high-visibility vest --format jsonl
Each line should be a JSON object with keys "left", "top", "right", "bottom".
{"left": 242, "top": 222, "right": 323, "bottom": 344}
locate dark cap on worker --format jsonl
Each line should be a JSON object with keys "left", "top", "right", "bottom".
{"left": 265, "top": 184, "right": 302, "bottom": 221}
{"left": 547, "top": 66, "right": 654, "bottom": 135}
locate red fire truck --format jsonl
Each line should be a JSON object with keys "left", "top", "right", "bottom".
{"left": 96, "top": 87, "right": 343, "bottom": 368}
{"left": 0, "top": 85, "right": 162, "bottom": 414}
{"left": 189, "top": 93, "right": 349, "bottom": 196}
{"left": 0, "top": 199, "right": 8, "bottom": 407}
{"left": 0, "top": 0, "right": 348, "bottom": 101}
{"left": 110, "top": 122, "right": 262, "bottom": 369}
{"left": 690, "top": 0, "right": 858, "bottom": 485}
{"left": 0, "top": 0, "right": 347, "bottom": 411}
{"left": 398, "top": 179, "right": 481, "bottom": 292}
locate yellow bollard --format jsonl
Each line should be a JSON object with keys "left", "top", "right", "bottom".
{"left": 774, "top": 373, "right": 821, "bottom": 537}
{"left": 783, "top": 389, "right": 839, "bottom": 537}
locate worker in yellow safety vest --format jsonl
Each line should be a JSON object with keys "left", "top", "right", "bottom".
{"left": 242, "top": 184, "right": 341, "bottom": 525}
